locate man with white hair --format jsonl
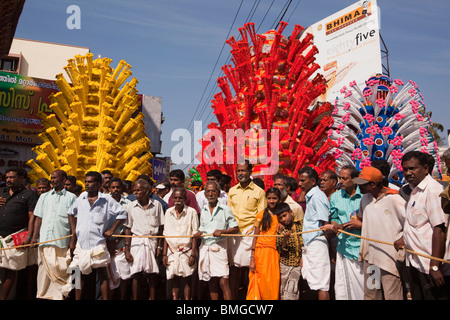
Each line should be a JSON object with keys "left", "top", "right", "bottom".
{"left": 125, "top": 179, "right": 164, "bottom": 300}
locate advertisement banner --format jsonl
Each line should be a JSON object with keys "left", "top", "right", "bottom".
{"left": 0, "top": 71, "right": 57, "bottom": 145}
{"left": 150, "top": 157, "right": 169, "bottom": 182}
{"left": 302, "top": 0, "right": 382, "bottom": 103}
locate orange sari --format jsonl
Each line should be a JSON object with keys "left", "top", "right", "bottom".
{"left": 246, "top": 210, "right": 280, "bottom": 300}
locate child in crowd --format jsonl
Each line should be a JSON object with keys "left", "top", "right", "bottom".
{"left": 246, "top": 187, "right": 281, "bottom": 300}
{"left": 275, "top": 202, "right": 303, "bottom": 300}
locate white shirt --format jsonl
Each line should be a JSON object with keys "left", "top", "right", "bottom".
{"left": 68, "top": 192, "right": 127, "bottom": 250}
{"left": 163, "top": 205, "right": 199, "bottom": 251}
{"left": 358, "top": 191, "right": 405, "bottom": 276}
{"left": 403, "top": 175, "right": 447, "bottom": 274}
{"left": 125, "top": 199, "right": 164, "bottom": 236}
{"left": 196, "top": 189, "right": 228, "bottom": 212}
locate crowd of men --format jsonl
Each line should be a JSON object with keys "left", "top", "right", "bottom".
{"left": 0, "top": 148, "right": 449, "bottom": 300}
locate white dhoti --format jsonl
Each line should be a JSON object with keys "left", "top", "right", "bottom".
{"left": 69, "top": 242, "right": 111, "bottom": 275}
{"left": 334, "top": 251, "right": 364, "bottom": 300}
{"left": 36, "top": 246, "right": 72, "bottom": 300}
{"left": 198, "top": 241, "right": 229, "bottom": 281}
{"left": 228, "top": 226, "right": 254, "bottom": 268}
{"left": 0, "top": 230, "right": 29, "bottom": 271}
{"left": 106, "top": 250, "right": 131, "bottom": 291}
{"left": 301, "top": 235, "right": 330, "bottom": 291}
{"left": 129, "top": 237, "right": 159, "bottom": 275}
{"left": 110, "top": 249, "right": 132, "bottom": 281}
{"left": 166, "top": 246, "right": 195, "bottom": 280}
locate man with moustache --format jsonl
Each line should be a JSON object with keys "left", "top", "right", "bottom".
{"left": 321, "top": 165, "right": 364, "bottom": 300}
{"left": 0, "top": 167, "right": 38, "bottom": 300}
{"left": 297, "top": 166, "right": 331, "bottom": 300}
{"left": 194, "top": 181, "right": 238, "bottom": 300}
{"left": 394, "top": 151, "right": 450, "bottom": 299}
{"left": 273, "top": 173, "right": 304, "bottom": 221}
{"left": 196, "top": 169, "right": 228, "bottom": 211}
{"left": 354, "top": 166, "right": 405, "bottom": 300}
{"left": 319, "top": 170, "right": 338, "bottom": 200}
{"left": 164, "top": 169, "right": 200, "bottom": 214}
{"left": 68, "top": 171, "right": 126, "bottom": 300}
{"left": 108, "top": 177, "right": 132, "bottom": 299}
{"left": 31, "top": 169, "right": 76, "bottom": 300}
{"left": 162, "top": 187, "right": 199, "bottom": 300}
{"left": 64, "top": 175, "right": 78, "bottom": 195}
{"left": 227, "top": 161, "right": 266, "bottom": 299}
{"left": 125, "top": 179, "right": 164, "bottom": 300}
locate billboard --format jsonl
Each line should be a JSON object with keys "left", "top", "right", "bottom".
{"left": 302, "top": 0, "right": 382, "bottom": 103}
{"left": 150, "top": 157, "right": 170, "bottom": 182}
{"left": 0, "top": 71, "right": 57, "bottom": 145}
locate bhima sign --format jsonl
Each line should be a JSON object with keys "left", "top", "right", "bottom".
{"left": 325, "top": 2, "right": 373, "bottom": 35}
{"left": 301, "top": 0, "right": 382, "bottom": 103}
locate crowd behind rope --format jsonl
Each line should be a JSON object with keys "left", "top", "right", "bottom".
{"left": 0, "top": 148, "right": 450, "bottom": 300}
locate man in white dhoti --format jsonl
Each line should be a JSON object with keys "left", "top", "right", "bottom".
{"left": 298, "top": 166, "right": 331, "bottom": 300}
{"left": 124, "top": 179, "right": 164, "bottom": 300}
{"left": 321, "top": 165, "right": 364, "bottom": 300}
{"left": 68, "top": 171, "right": 126, "bottom": 300}
{"left": 31, "top": 169, "right": 77, "bottom": 300}
{"left": 108, "top": 177, "right": 132, "bottom": 299}
{"left": 194, "top": 181, "right": 238, "bottom": 300}
{"left": 162, "top": 187, "right": 199, "bottom": 300}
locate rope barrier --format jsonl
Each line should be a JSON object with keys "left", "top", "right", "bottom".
{"left": 1, "top": 228, "right": 449, "bottom": 265}
{"left": 0, "top": 234, "right": 73, "bottom": 251}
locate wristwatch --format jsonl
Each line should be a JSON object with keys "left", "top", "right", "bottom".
{"left": 431, "top": 265, "right": 439, "bottom": 272}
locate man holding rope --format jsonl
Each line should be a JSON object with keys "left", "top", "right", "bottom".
{"left": 125, "top": 178, "right": 164, "bottom": 300}
{"left": 68, "top": 171, "right": 127, "bottom": 300}
{"left": 321, "top": 165, "right": 364, "bottom": 300}
{"left": 297, "top": 166, "right": 331, "bottom": 300}
{"left": 31, "top": 169, "right": 76, "bottom": 300}
{"left": 0, "top": 167, "right": 38, "bottom": 300}
{"left": 354, "top": 166, "right": 405, "bottom": 300}
{"left": 227, "top": 162, "right": 266, "bottom": 300}
{"left": 394, "top": 151, "right": 450, "bottom": 299}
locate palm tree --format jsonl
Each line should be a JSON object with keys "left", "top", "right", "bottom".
{"left": 426, "top": 111, "right": 445, "bottom": 146}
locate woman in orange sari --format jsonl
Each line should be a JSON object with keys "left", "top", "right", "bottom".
{"left": 246, "top": 187, "right": 281, "bottom": 300}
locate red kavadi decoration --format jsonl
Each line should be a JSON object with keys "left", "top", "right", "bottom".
{"left": 195, "top": 22, "right": 337, "bottom": 188}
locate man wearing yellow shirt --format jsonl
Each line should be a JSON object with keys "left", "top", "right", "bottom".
{"left": 227, "top": 162, "right": 266, "bottom": 300}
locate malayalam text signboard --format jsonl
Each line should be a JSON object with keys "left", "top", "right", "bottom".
{"left": 0, "top": 71, "right": 57, "bottom": 145}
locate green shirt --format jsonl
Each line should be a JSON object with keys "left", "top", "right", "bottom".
{"left": 199, "top": 202, "right": 238, "bottom": 246}
{"left": 34, "top": 188, "right": 77, "bottom": 248}
{"left": 329, "top": 187, "right": 362, "bottom": 260}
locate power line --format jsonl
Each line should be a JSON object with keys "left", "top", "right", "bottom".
{"left": 183, "top": 0, "right": 245, "bottom": 139}
{"left": 181, "top": 0, "right": 300, "bottom": 171}
{"left": 185, "top": 0, "right": 262, "bottom": 138}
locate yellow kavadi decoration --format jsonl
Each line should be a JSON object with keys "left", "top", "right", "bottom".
{"left": 26, "top": 53, "right": 153, "bottom": 187}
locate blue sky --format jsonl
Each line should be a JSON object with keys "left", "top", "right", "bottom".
{"left": 14, "top": 0, "right": 450, "bottom": 171}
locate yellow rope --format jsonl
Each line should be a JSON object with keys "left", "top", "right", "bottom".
{"left": 0, "top": 234, "right": 73, "bottom": 251}
{"left": 1, "top": 229, "right": 449, "bottom": 265}
{"left": 337, "top": 229, "right": 450, "bottom": 265}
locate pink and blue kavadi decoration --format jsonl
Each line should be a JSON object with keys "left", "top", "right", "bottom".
{"left": 328, "top": 74, "right": 441, "bottom": 186}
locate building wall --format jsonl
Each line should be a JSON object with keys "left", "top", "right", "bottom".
{"left": 9, "top": 38, "right": 90, "bottom": 80}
